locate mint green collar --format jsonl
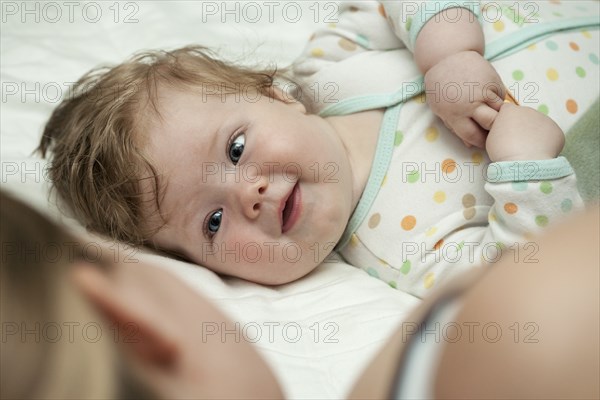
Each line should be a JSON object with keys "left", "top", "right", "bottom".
{"left": 334, "top": 103, "right": 402, "bottom": 250}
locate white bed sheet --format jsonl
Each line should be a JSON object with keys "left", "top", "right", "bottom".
{"left": 0, "top": 2, "right": 420, "bottom": 398}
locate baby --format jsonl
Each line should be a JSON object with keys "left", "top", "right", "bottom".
{"left": 39, "top": 1, "right": 598, "bottom": 297}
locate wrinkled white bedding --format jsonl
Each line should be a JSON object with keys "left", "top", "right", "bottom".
{"left": 0, "top": 2, "right": 420, "bottom": 398}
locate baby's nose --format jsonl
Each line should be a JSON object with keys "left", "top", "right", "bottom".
{"left": 239, "top": 176, "right": 268, "bottom": 220}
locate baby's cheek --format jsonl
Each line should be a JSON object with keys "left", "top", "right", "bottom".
{"left": 314, "top": 198, "right": 349, "bottom": 241}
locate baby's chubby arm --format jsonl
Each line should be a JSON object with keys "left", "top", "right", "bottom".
{"left": 415, "top": 7, "right": 505, "bottom": 148}
{"left": 485, "top": 103, "right": 565, "bottom": 162}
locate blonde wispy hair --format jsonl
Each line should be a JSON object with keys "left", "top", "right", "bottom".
{"left": 38, "top": 45, "right": 290, "bottom": 246}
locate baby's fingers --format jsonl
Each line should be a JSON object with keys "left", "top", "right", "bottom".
{"left": 484, "top": 85, "right": 505, "bottom": 112}
{"left": 472, "top": 104, "right": 499, "bottom": 131}
{"left": 453, "top": 118, "right": 487, "bottom": 149}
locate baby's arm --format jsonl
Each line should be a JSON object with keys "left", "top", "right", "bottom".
{"left": 414, "top": 6, "right": 505, "bottom": 148}
{"left": 396, "top": 105, "right": 582, "bottom": 299}
{"left": 413, "top": 6, "right": 484, "bottom": 73}
{"left": 486, "top": 103, "right": 565, "bottom": 162}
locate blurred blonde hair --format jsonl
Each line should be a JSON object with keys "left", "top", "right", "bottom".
{"left": 0, "top": 191, "right": 152, "bottom": 399}
{"left": 38, "top": 45, "right": 292, "bottom": 247}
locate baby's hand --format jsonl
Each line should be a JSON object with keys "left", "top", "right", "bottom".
{"left": 424, "top": 51, "right": 505, "bottom": 148}
{"left": 486, "top": 103, "right": 565, "bottom": 162}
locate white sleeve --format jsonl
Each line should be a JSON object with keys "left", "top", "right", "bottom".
{"left": 403, "top": 156, "right": 584, "bottom": 299}
{"left": 293, "top": 1, "right": 403, "bottom": 78}
{"left": 292, "top": 1, "right": 482, "bottom": 112}
{"left": 292, "top": 1, "right": 414, "bottom": 113}
{"left": 380, "top": 0, "right": 482, "bottom": 52}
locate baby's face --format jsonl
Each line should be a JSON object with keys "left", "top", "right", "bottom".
{"left": 143, "top": 86, "right": 355, "bottom": 284}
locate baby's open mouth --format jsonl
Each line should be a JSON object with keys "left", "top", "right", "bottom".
{"left": 281, "top": 182, "right": 301, "bottom": 233}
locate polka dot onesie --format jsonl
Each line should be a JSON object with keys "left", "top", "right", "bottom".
{"left": 293, "top": 0, "right": 599, "bottom": 298}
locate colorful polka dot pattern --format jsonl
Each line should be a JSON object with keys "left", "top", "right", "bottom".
{"left": 497, "top": 28, "right": 599, "bottom": 129}
{"left": 345, "top": 121, "right": 582, "bottom": 297}
{"left": 368, "top": 213, "right": 380, "bottom": 229}
{"left": 401, "top": 215, "right": 416, "bottom": 231}
{"left": 561, "top": 199, "right": 573, "bottom": 212}
{"left": 394, "top": 131, "right": 403, "bottom": 146}
{"left": 504, "top": 202, "right": 518, "bottom": 214}
{"left": 433, "top": 191, "right": 446, "bottom": 203}
{"left": 338, "top": 38, "right": 357, "bottom": 52}
{"left": 345, "top": 97, "right": 582, "bottom": 297}
{"left": 400, "top": 260, "right": 411, "bottom": 275}
{"left": 425, "top": 126, "right": 438, "bottom": 142}
{"left": 302, "top": 0, "right": 593, "bottom": 299}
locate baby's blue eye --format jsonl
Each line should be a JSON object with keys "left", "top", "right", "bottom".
{"left": 207, "top": 209, "right": 222, "bottom": 236}
{"left": 228, "top": 133, "right": 245, "bottom": 165}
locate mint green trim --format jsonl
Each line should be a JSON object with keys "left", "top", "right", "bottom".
{"left": 409, "top": 1, "right": 481, "bottom": 49}
{"left": 335, "top": 103, "right": 402, "bottom": 251}
{"left": 485, "top": 156, "right": 574, "bottom": 183}
{"left": 319, "top": 77, "right": 423, "bottom": 117}
{"left": 485, "top": 17, "right": 600, "bottom": 60}
{"left": 319, "top": 19, "right": 599, "bottom": 117}
{"left": 325, "top": 17, "right": 597, "bottom": 248}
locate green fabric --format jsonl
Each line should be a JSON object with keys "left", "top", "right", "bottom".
{"left": 560, "top": 98, "right": 600, "bottom": 204}
{"left": 486, "top": 157, "right": 573, "bottom": 183}
{"left": 335, "top": 103, "right": 402, "bottom": 250}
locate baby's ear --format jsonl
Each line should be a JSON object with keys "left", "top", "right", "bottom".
{"left": 268, "top": 86, "right": 306, "bottom": 114}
